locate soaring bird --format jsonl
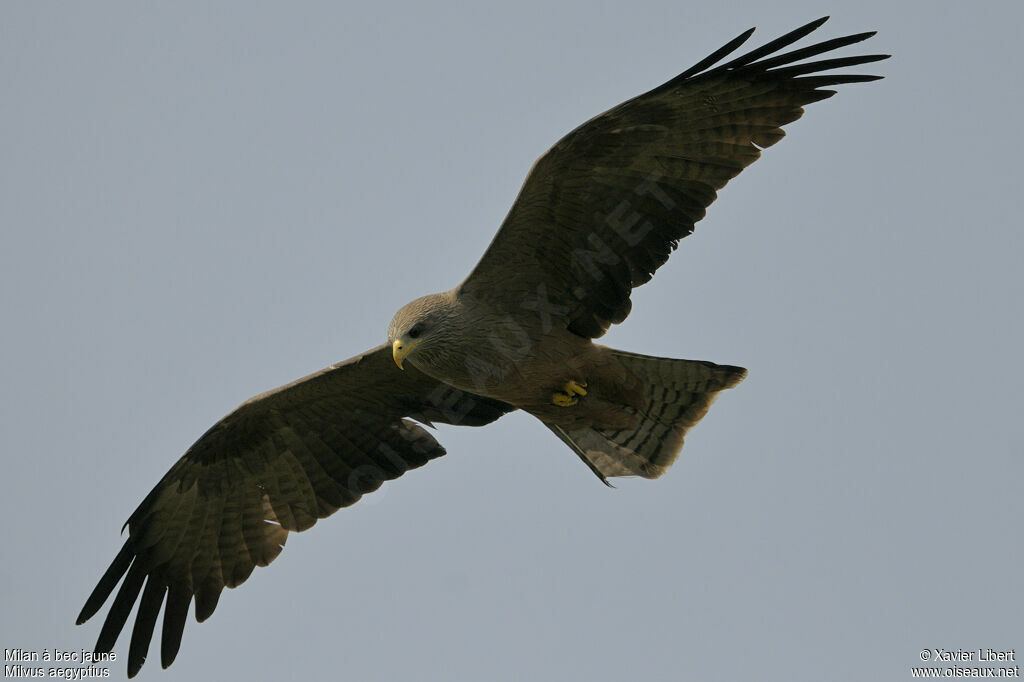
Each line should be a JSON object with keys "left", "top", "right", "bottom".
{"left": 78, "top": 17, "right": 887, "bottom": 676}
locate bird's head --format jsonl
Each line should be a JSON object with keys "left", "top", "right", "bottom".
{"left": 387, "top": 293, "right": 453, "bottom": 370}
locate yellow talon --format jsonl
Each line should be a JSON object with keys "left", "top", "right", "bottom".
{"left": 565, "top": 380, "right": 588, "bottom": 396}
{"left": 552, "top": 392, "right": 577, "bottom": 407}
{"left": 552, "top": 380, "right": 588, "bottom": 407}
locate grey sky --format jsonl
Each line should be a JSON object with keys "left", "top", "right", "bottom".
{"left": 2, "top": 2, "right": 1021, "bottom": 681}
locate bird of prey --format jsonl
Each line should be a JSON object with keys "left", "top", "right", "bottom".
{"left": 78, "top": 17, "right": 887, "bottom": 676}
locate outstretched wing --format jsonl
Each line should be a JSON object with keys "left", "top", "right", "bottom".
{"left": 458, "top": 17, "right": 888, "bottom": 338}
{"left": 77, "top": 344, "right": 514, "bottom": 677}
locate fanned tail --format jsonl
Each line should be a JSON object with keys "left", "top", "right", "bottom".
{"left": 547, "top": 350, "right": 746, "bottom": 484}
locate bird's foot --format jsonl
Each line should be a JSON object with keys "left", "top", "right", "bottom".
{"left": 552, "top": 380, "right": 588, "bottom": 407}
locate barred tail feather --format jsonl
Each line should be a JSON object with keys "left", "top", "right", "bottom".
{"left": 547, "top": 351, "right": 746, "bottom": 483}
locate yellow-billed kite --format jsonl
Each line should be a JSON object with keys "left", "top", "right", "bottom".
{"left": 78, "top": 17, "right": 887, "bottom": 676}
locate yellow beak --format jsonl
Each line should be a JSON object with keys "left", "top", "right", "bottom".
{"left": 392, "top": 338, "right": 420, "bottom": 370}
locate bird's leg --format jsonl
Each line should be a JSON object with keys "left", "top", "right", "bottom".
{"left": 552, "top": 380, "right": 588, "bottom": 407}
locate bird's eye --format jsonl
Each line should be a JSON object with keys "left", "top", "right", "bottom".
{"left": 408, "top": 325, "right": 422, "bottom": 339}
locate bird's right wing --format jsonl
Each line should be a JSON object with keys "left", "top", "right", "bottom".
{"left": 458, "top": 17, "right": 888, "bottom": 339}
{"left": 77, "top": 343, "right": 514, "bottom": 677}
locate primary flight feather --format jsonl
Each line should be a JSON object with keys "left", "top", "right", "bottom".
{"left": 78, "top": 17, "right": 888, "bottom": 675}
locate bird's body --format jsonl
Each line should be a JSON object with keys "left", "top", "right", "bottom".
{"left": 390, "top": 290, "right": 643, "bottom": 430}
{"left": 77, "top": 18, "right": 888, "bottom": 676}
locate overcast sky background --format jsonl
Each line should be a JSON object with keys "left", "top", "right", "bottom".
{"left": 2, "top": 2, "right": 1022, "bottom": 681}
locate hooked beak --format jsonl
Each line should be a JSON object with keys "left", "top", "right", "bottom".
{"left": 392, "top": 338, "right": 420, "bottom": 370}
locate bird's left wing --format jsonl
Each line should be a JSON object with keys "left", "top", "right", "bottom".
{"left": 77, "top": 343, "right": 514, "bottom": 677}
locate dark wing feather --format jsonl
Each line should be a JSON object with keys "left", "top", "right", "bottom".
{"left": 77, "top": 344, "right": 514, "bottom": 677}
{"left": 458, "top": 17, "right": 888, "bottom": 338}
